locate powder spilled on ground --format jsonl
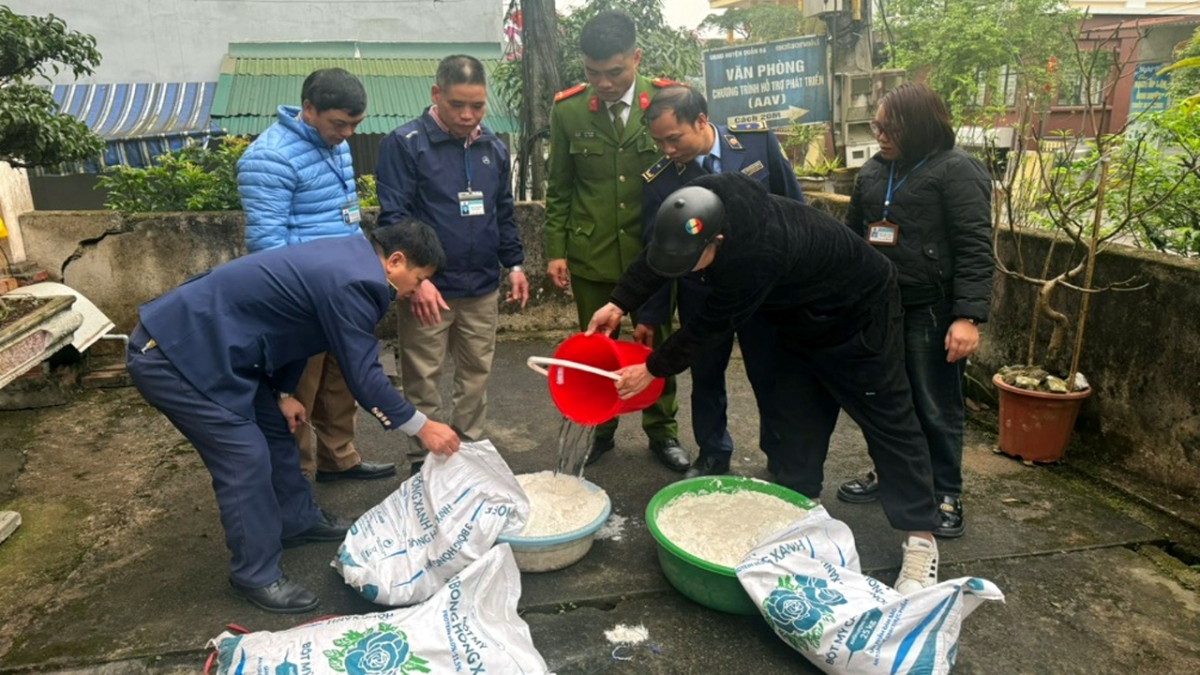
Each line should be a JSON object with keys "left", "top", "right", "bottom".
{"left": 595, "top": 513, "right": 628, "bottom": 541}
{"left": 605, "top": 623, "right": 650, "bottom": 645}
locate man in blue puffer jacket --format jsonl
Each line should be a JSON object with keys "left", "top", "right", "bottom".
{"left": 237, "top": 68, "right": 396, "bottom": 483}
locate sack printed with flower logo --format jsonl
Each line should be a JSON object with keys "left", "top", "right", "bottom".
{"left": 334, "top": 440, "right": 529, "bottom": 606}
{"left": 209, "top": 544, "right": 552, "bottom": 675}
{"left": 736, "top": 507, "right": 1004, "bottom": 674}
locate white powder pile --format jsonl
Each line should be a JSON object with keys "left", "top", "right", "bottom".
{"left": 595, "top": 513, "right": 628, "bottom": 541}
{"left": 655, "top": 490, "right": 809, "bottom": 568}
{"left": 604, "top": 623, "right": 650, "bottom": 645}
{"left": 515, "top": 471, "right": 608, "bottom": 537}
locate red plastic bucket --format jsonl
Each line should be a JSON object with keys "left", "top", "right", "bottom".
{"left": 527, "top": 333, "right": 666, "bottom": 425}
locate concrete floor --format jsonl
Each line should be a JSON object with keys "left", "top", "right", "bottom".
{"left": 0, "top": 338, "right": 1198, "bottom": 674}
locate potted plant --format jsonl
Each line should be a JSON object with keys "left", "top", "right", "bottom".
{"left": 989, "top": 27, "right": 1200, "bottom": 463}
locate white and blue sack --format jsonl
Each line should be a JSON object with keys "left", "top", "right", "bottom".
{"left": 333, "top": 440, "right": 529, "bottom": 606}
{"left": 212, "top": 545, "right": 551, "bottom": 675}
{"left": 736, "top": 506, "right": 1004, "bottom": 675}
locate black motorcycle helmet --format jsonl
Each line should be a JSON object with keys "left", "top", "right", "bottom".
{"left": 647, "top": 185, "right": 727, "bottom": 277}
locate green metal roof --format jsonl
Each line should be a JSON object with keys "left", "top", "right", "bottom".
{"left": 211, "top": 44, "right": 518, "bottom": 136}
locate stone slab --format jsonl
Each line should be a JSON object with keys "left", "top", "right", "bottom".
{"left": 0, "top": 511, "right": 19, "bottom": 545}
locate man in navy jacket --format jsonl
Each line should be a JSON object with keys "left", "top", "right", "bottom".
{"left": 637, "top": 85, "right": 805, "bottom": 479}
{"left": 126, "top": 220, "right": 461, "bottom": 613}
{"left": 376, "top": 55, "right": 527, "bottom": 471}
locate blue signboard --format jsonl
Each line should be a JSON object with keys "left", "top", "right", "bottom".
{"left": 703, "top": 36, "right": 830, "bottom": 128}
{"left": 1130, "top": 62, "right": 1170, "bottom": 117}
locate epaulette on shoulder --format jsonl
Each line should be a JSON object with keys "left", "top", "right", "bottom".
{"left": 651, "top": 77, "right": 681, "bottom": 88}
{"left": 554, "top": 83, "right": 587, "bottom": 103}
{"left": 729, "top": 121, "right": 768, "bottom": 132}
{"left": 642, "top": 156, "right": 671, "bottom": 183}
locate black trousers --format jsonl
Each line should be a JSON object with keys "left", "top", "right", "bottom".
{"left": 677, "top": 276, "right": 781, "bottom": 458}
{"left": 767, "top": 292, "right": 939, "bottom": 532}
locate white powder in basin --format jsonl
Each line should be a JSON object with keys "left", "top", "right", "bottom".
{"left": 655, "top": 489, "right": 809, "bottom": 568}
{"left": 515, "top": 471, "right": 608, "bottom": 537}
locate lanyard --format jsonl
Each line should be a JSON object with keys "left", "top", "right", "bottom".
{"left": 323, "top": 148, "right": 355, "bottom": 203}
{"left": 883, "top": 157, "right": 928, "bottom": 222}
{"left": 463, "top": 139, "right": 474, "bottom": 192}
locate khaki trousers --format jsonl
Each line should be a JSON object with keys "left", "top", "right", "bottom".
{"left": 398, "top": 291, "right": 499, "bottom": 459}
{"left": 293, "top": 352, "right": 360, "bottom": 474}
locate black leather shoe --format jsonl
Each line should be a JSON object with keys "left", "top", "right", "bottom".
{"left": 649, "top": 438, "right": 692, "bottom": 473}
{"left": 282, "top": 509, "right": 353, "bottom": 548}
{"left": 684, "top": 454, "right": 731, "bottom": 479}
{"left": 316, "top": 461, "right": 397, "bottom": 483}
{"left": 230, "top": 575, "right": 319, "bottom": 614}
{"left": 585, "top": 437, "right": 615, "bottom": 466}
{"left": 837, "top": 470, "right": 880, "bottom": 504}
{"left": 934, "top": 495, "right": 965, "bottom": 539}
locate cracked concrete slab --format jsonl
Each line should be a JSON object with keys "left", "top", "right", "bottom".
{"left": 0, "top": 339, "right": 1195, "bottom": 674}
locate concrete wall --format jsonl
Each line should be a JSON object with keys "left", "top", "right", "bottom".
{"left": 17, "top": 205, "right": 572, "bottom": 336}
{"left": 5, "top": 0, "right": 501, "bottom": 84}
{"left": 971, "top": 228, "right": 1200, "bottom": 498}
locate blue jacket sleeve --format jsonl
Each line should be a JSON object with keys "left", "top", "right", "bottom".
{"left": 494, "top": 142, "right": 524, "bottom": 268}
{"left": 635, "top": 181, "right": 672, "bottom": 326}
{"left": 766, "top": 132, "right": 805, "bottom": 204}
{"left": 319, "top": 281, "right": 427, "bottom": 435}
{"left": 375, "top": 133, "right": 419, "bottom": 227}
{"left": 237, "top": 148, "right": 297, "bottom": 252}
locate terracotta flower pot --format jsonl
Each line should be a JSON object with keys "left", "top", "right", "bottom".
{"left": 993, "top": 373, "right": 1093, "bottom": 463}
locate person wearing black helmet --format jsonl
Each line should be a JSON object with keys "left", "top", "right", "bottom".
{"left": 587, "top": 172, "right": 942, "bottom": 594}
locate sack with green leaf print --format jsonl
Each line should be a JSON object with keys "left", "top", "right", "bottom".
{"left": 209, "top": 545, "right": 550, "bottom": 675}
{"left": 736, "top": 507, "right": 1004, "bottom": 675}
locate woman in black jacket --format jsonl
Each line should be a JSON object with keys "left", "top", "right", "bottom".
{"left": 837, "top": 83, "right": 994, "bottom": 539}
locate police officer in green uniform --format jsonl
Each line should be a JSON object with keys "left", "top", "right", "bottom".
{"left": 543, "top": 10, "right": 690, "bottom": 471}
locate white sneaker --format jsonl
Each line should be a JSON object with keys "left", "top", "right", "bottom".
{"left": 894, "top": 536, "right": 939, "bottom": 595}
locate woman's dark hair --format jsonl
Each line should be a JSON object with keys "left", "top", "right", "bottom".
{"left": 645, "top": 85, "right": 707, "bottom": 126}
{"left": 301, "top": 68, "right": 367, "bottom": 116}
{"left": 879, "top": 83, "right": 955, "bottom": 161}
{"left": 580, "top": 10, "right": 637, "bottom": 61}
{"left": 371, "top": 218, "right": 446, "bottom": 271}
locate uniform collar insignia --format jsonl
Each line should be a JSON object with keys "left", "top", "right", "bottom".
{"left": 643, "top": 156, "right": 671, "bottom": 182}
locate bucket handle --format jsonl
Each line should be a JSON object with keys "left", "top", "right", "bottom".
{"left": 526, "top": 356, "right": 622, "bottom": 381}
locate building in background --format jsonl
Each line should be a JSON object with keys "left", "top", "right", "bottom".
{"left": 2, "top": 0, "right": 503, "bottom": 84}
{"left": 5, "top": 0, "right": 509, "bottom": 210}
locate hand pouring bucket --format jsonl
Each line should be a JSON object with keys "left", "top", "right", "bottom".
{"left": 527, "top": 333, "right": 665, "bottom": 425}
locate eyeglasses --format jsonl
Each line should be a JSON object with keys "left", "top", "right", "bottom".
{"left": 869, "top": 120, "right": 891, "bottom": 138}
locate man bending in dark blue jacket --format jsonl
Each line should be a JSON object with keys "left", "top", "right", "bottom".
{"left": 126, "top": 219, "right": 461, "bottom": 613}
{"left": 376, "top": 55, "right": 527, "bottom": 473}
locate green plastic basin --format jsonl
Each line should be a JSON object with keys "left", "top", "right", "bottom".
{"left": 645, "top": 476, "right": 817, "bottom": 615}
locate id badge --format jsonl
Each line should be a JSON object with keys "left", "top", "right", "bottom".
{"left": 343, "top": 202, "right": 362, "bottom": 225}
{"left": 867, "top": 221, "right": 898, "bottom": 246}
{"left": 458, "top": 191, "right": 486, "bottom": 217}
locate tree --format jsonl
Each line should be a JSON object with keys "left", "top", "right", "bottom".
{"left": 700, "top": 3, "right": 821, "bottom": 45}
{"left": 993, "top": 21, "right": 1200, "bottom": 390}
{"left": 0, "top": 7, "right": 103, "bottom": 168}
{"left": 879, "top": 0, "right": 1080, "bottom": 124}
